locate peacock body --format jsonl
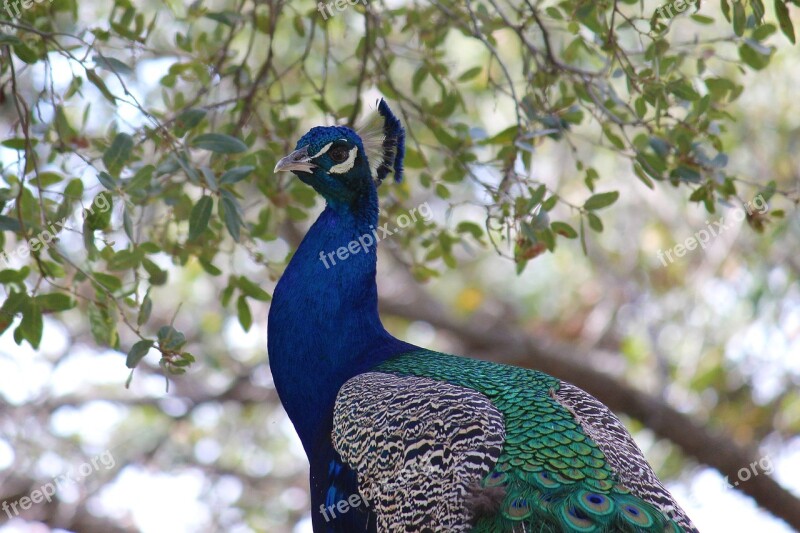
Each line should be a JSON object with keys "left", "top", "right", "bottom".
{"left": 268, "top": 100, "right": 698, "bottom": 533}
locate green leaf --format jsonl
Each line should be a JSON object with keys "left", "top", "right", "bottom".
{"left": 86, "top": 192, "right": 113, "bottom": 230}
{"left": 157, "top": 325, "right": 186, "bottom": 351}
{"left": 634, "top": 97, "right": 647, "bottom": 118}
{"left": 404, "top": 148, "right": 426, "bottom": 169}
{"left": 31, "top": 171, "right": 62, "bottom": 187}
{"left": 107, "top": 249, "right": 139, "bottom": 270}
{"left": 189, "top": 196, "right": 214, "bottom": 241}
{"left": 123, "top": 207, "right": 134, "bottom": 241}
{"left": 412, "top": 66, "right": 428, "bottom": 93}
{"left": 587, "top": 212, "right": 604, "bottom": 232}
{"left": 142, "top": 258, "right": 168, "bottom": 285}
{"left": 219, "top": 166, "right": 255, "bottom": 185}
{"left": 199, "top": 166, "right": 218, "bottom": 191}
{"left": 199, "top": 258, "right": 222, "bottom": 276}
{"left": 103, "top": 133, "right": 134, "bottom": 176}
{"left": 649, "top": 137, "right": 670, "bottom": 158}
{"left": 584, "top": 191, "right": 620, "bottom": 210}
{"left": 206, "top": 10, "right": 241, "bottom": 26}
{"left": 126, "top": 340, "right": 154, "bottom": 369}
{"left": 0, "top": 291, "right": 27, "bottom": 335}
{"left": 65, "top": 178, "right": 84, "bottom": 199}
{"left": 238, "top": 276, "right": 271, "bottom": 301}
{"left": 0, "top": 267, "right": 29, "bottom": 284}
{"left": 1, "top": 138, "right": 36, "bottom": 150}
{"left": 18, "top": 301, "right": 43, "bottom": 349}
{"left": 172, "top": 352, "right": 195, "bottom": 367}
{"left": 551, "top": 221, "right": 578, "bottom": 239}
{"left": 191, "top": 133, "right": 248, "bottom": 153}
{"left": 456, "top": 221, "right": 484, "bottom": 240}
{"left": 733, "top": 0, "right": 746, "bottom": 35}
{"left": 97, "top": 171, "right": 117, "bottom": 190}
{"left": 752, "top": 22, "right": 777, "bottom": 40}
{"left": 431, "top": 125, "right": 461, "bottom": 149}
{"left": 584, "top": 168, "right": 599, "bottom": 192}
{"left": 739, "top": 42, "right": 771, "bottom": 70}
{"left": 138, "top": 289, "right": 152, "bottom": 326}
{"left": 0, "top": 33, "right": 23, "bottom": 46}
{"left": 481, "top": 126, "right": 517, "bottom": 145}
{"left": 221, "top": 284, "right": 234, "bottom": 307}
{"left": 14, "top": 43, "right": 38, "bottom": 64}
{"left": 528, "top": 185, "right": 547, "bottom": 208}
{"left": 541, "top": 195, "right": 559, "bottom": 211}
{"left": 752, "top": 0, "right": 766, "bottom": 22}
{"left": 174, "top": 108, "right": 207, "bottom": 135}
{"left": 602, "top": 126, "right": 625, "bottom": 149}
{"left": 83, "top": 218, "right": 98, "bottom": 258}
{"left": 457, "top": 66, "right": 483, "bottom": 82}
{"left": 669, "top": 81, "right": 701, "bottom": 101}
{"left": 633, "top": 162, "right": 655, "bottom": 189}
{"left": 88, "top": 302, "right": 117, "bottom": 347}
{"left": 93, "top": 272, "right": 122, "bottom": 292}
{"left": 126, "top": 165, "right": 154, "bottom": 192}
{"left": 86, "top": 69, "right": 117, "bottom": 103}
{"left": 672, "top": 165, "right": 702, "bottom": 183}
{"left": 35, "top": 293, "right": 76, "bottom": 312}
{"left": 237, "top": 295, "right": 252, "bottom": 331}
{"left": 93, "top": 55, "right": 133, "bottom": 74}
{"left": 691, "top": 14, "right": 716, "bottom": 24}
{"left": 221, "top": 196, "right": 242, "bottom": 242}
{"left": 775, "top": 0, "right": 796, "bottom": 43}
{"left": 0, "top": 215, "right": 22, "bottom": 232}
{"left": 545, "top": 6, "right": 563, "bottom": 18}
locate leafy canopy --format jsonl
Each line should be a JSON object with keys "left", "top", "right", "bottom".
{"left": 0, "top": 0, "right": 796, "bottom": 380}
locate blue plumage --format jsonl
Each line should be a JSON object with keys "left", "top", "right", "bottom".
{"left": 269, "top": 102, "right": 412, "bottom": 530}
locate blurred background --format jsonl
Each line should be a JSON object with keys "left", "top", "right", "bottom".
{"left": 0, "top": 0, "right": 798, "bottom": 531}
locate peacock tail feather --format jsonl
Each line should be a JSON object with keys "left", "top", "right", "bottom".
{"left": 338, "top": 350, "right": 695, "bottom": 533}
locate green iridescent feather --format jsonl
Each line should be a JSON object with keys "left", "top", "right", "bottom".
{"left": 376, "top": 350, "right": 687, "bottom": 533}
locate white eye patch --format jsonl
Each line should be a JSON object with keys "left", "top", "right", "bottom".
{"left": 328, "top": 147, "right": 359, "bottom": 174}
{"left": 309, "top": 142, "right": 333, "bottom": 159}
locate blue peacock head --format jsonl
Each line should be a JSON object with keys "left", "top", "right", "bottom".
{"left": 274, "top": 99, "right": 405, "bottom": 206}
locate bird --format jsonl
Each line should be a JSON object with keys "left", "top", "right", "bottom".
{"left": 269, "top": 99, "right": 699, "bottom": 533}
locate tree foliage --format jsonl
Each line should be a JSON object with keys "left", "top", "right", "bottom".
{"left": 1, "top": 0, "right": 799, "bottom": 531}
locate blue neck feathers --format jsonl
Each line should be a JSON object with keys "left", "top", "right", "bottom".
{"left": 268, "top": 186, "right": 413, "bottom": 454}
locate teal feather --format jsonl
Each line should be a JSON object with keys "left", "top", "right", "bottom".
{"left": 374, "top": 350, "right": 693, "bottom": 532}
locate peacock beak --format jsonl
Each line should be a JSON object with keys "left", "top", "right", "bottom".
{"left": 274, "top": 146, "right": 316, "bottom": 173}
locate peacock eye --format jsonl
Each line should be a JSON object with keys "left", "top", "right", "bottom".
{"left": 329, "top": 146, "right": 349, "bottom": 163}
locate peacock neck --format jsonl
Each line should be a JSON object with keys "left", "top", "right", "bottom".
{"left": 268, "top": 187, "right": 413, "bottom": 453}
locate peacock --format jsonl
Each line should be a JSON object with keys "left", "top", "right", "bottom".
{"left": 268, "top": 99, "right": 698, "bottom": 533}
